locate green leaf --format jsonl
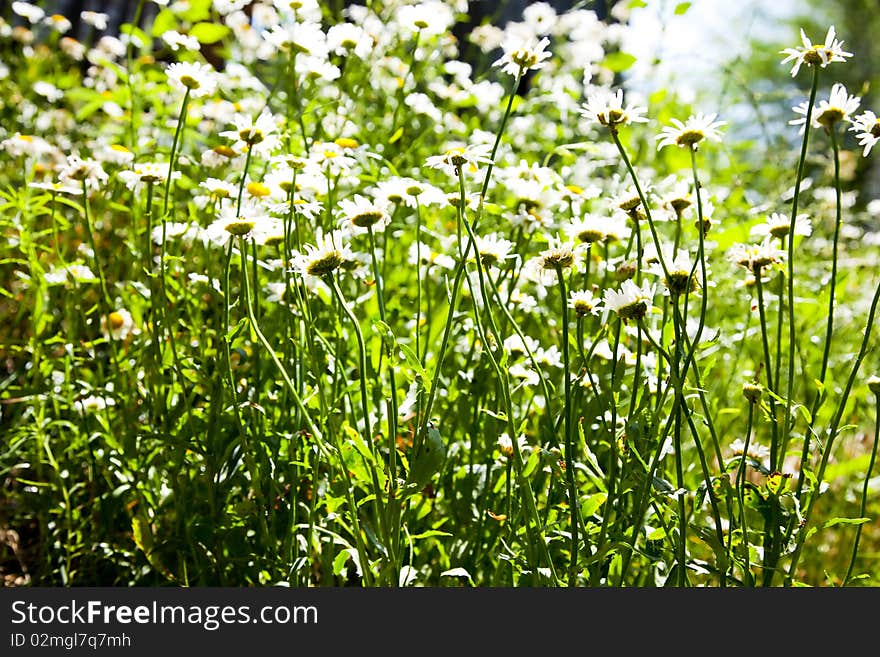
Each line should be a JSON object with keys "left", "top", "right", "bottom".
{"left": 409, "top": 530, "right": 453, "bottom": 540}
{"left": 440, "top": 567, "right": 474, "bottom": 585}
{"left": 674, "top": 2, "right": 692, "bottom": 15}
{"left": 602, "top": 52, "right": 637, "bottom": 73}
{"left": 823, "top": 517, "right": 871, "bottom": 528}
{"left": 150, "top": 9, "right": 178, "bottom": 38}
{"left": 332, "top": 549, "right": 351, "bottom": 577}
{"left": 580, "top": 492, "right": 607, "bottom": 518}
{"left": 190, "top": 22, "right": 230, "bottom": 45}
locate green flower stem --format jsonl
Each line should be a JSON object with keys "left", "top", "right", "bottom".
{"left": 754, "top": 271, "right": 784, "bottom": 586}
{"left": 785, "top": 274, "right": 880, "bottom": 585}
{"left": 327, "top": 274, "right": 389, "bottom": 555}
{"left": 237, "top": 237, "right": 370, "bottom": 582}
{"left": 783, "top": 65, "right": 820, "bottom": 468}
{"left": 367, "top": 224, "right": 402, "bottom": 581}
{"left": 480, "top": 71, "right": 522, "bottom": 201}
{"left": 754, "top": 272, "right": 780, "bottom": 452}
{"left": 414, "top": 197, "right": 423, "bottom": 364}
{"left": 591, "top": 318, "right": 622, "bottom": 586}
{"left": 736, "top": 401, "right": 756, "bottom": 586}
{"left": 842, "top": 390, "right": 880, "bottom": 585}
{"left": 798, "top": 123, "right": 844, "bottom": 500}
{"left": 670, "top": 303, "right": 689, "bottom": 587}
{"left": 554, "top": 264, "right": 578, "bottom": 586}
{"left": 610, "top": 130, "right": 671, "bottom": 283}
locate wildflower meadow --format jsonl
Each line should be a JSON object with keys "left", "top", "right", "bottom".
{"left": 1, "top": 0, "right": 879, "bottom": 588}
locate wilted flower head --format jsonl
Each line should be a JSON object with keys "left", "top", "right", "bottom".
{"left": 780, "top": 26, "right": 853, "bottom": 77}
{"left": 656, "top": 113, "right": 726, "bottom": 150}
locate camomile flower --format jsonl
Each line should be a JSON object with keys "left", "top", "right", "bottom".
{"left": 497, "top": 432, "right": 530, "bottom": 459}
{"left": 326, "top": 22, "right": 371, "bottom": 59}
{"left": 205, "top": 203, "right": 271, "bottom": 244}
{"left": 474, "top": 233, "right": 515, "bottom": 267}
{"left": 656, "top": 113, "right": 726, "bottom": 150}
{"left": 790, "top": 83, "right": 860, "bottom": 133}
{"left": 73, "top": 394, "right": 115, "bottom": 416}
{"left": 12, "top": 2, "right": 44, "bottom": 24}
{"left": 604, "top": 279, "right": 655, "bottom": 321}
{"left": 425, "top": 144, "right": 493, "bottom": 177}
{"left": 117, "top": 162, "right": 179, "bottom": 191}
{"left": 262, "top": 22, "right": 328, "bottom": 58}
{"left": 568, "top": 290, "right": 601, "bottom": 317}
{"left": 727, "top": 237, "right": 785, "bottom": 274}
{"left": 29, "top": 180, "right": 82, "bottom": 196}
{"left": 199, "top": 177, "right": 237, "bottom": 202}
{"left": 80, "top": 11, "right": 109, "bottom": 30}
{"left": 2, "top": 133, "right": 53, "bottom": 158}
{"left": 293, "top": 229, "right": 356, "bottom": 278}
{"left": 579, "top": 87, "right": 648, "bottom": 129}
{"left": 849, "top": 110, "right": 880, "bottom": 156}
{"left": 566, "top": 214, "right": 615, "bottom": 244}
{"left": 750, "top": 213, "right": 812, "bottom": 240}
{"left": 220, "top": 111, "right": 281, "bottom": 155}
{"left": 162, "top": 30, "right": 200, "bottom": 52}
{"left": 101, "top": 308, "right": 137, "bottom": 340}
{"left": 648, "top": 249, "right": 701, "bottom": 296}
{"left": 338, "top": 194, "right": 391, "bottom": 233}
{"left": 493, "top": 35, "right": 552, "bottom": 76}
{"left": 165, "top": 61, "right": 217, "bottom": 97}
{"left": 780, "top": 25, "right": 852, "bottom": 78}
{"left": 44, "top": 262, "right": 98, "bottom": 285}
{"left": 59, "top": 155, "right": 108, "bottom": 189}
{"left": 535, "top": 236, "right": 577, "bottom": 271}
{"left": 395, "top": 1, "right": 455, "bottom": 37}
{"left": 728, "top": 438, "right": 770, "bottom": 464}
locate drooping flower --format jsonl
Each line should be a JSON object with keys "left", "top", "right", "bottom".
{"left": 219, "top": 111, "right": 281, "bottom": 155}
{"left": 568, "top": 290, "right": 601, "bottom": 317}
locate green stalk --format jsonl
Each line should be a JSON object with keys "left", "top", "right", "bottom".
{"left": 554, "top": 264, "right": 578, "bottom": 586}
{"left": 782, "top": 65, "right": 820, "bottom": 469}
{"left": 798, "top": 123, "right": 843, "bottom": 500}
{"left": 842, "top": 389, "right": 880, "bottom": 585}
{"left": 327, "top": 274, "right": 389, "bottom": 555}
{"left": 736, "top": 401, "right": 756, "bottom": 587}
{"left": 785, "top": 275, "right": 880, "bottom": 585}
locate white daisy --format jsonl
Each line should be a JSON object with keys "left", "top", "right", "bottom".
{"left": 338, "top": 194, "right": 391, "bottom": 233}
{"left": 750, "top": 213, "right": 812, "bottom": 240}
{"left": 849, "top": 110, "right": 880, "bottom": 157}
{"left": 780, "top": 25, "right": 853, "bottom": 78}
{"left": 579, "top": 87, "right": 648, "bottom": 129}
{"left": 493, "top": 35, "right": 552, "bottom": 76}
{"left": 424, "top": 144, "right": 493, "bottom": 177}
{"left": 603, "top": 279, "right": 655, "bottom": 321}
{"left": 293, "top": 229, "right": 356, "bottom": 278}
{"left": 656, "top": 113, "right": 726, "bottom": 150}
{"left": 165, "top": 61, "right": 217, "bottom": 97}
